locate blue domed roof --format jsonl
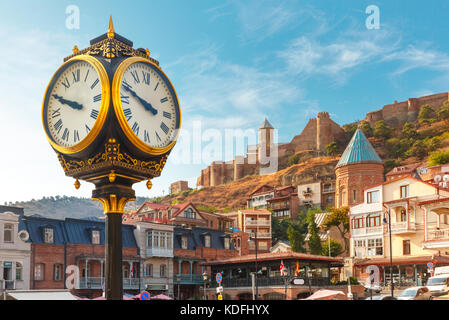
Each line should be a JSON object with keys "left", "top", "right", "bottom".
{"left": 336, "top": 129, "right": 382, "bottom": 168}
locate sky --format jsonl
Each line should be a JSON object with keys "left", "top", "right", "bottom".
{"left": 0, "top": 0, "right": 449, "bottom": 204}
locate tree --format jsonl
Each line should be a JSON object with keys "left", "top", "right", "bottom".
{"left": 321, "top": 238, "right": 343, "bottom": 257}
{"left": 359, "top": 120, "right": 373, "bottom": 137}
{"left": 325, "top": 142, "right": 339, "bottom": 156}
{"left": 307, "top": 212, "right": 322, "bottom": 255}
{"left": 405, "top": 140, "right": 427, "bottom": 160}
{"left": 342, "top": 122, "right": 358, "bottom": 140}
{"left": 438, "top": 101, "right": 449, "bottom": 124}
{"left": 288, "top": 153, "right": 300, "bottom": 166}
{"left": 401, "top": 122, "right": 418, "bottom": 139}
{"left": 373, "top": 120, "right": 391, "bottom": 140}
{"left": 322, "top": 207, "right": 350, "bottom": 253}
{"left": 418, "top": 104, "right": 435, "bottom": 126}
{"left": 287, "top": 223, "right": 306, "bottom": 253}
{"left": 428, "top": 150, "right": 449, "bottom": 166}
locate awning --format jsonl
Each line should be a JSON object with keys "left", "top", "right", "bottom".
{"left": 7, "top": 290, "right": 78, "bottom": 300}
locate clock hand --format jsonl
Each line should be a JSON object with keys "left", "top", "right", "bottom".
{"left": 122, "top": 85, "right": 158, "bottom": 115}
{"left": 52, "top": 94, "right": 84, "bottom": 110}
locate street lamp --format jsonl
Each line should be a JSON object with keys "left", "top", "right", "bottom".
{"left": 383, "top": 207, "right": 394, "bottom": 298}
{"left": 175, "top": 274, "right": 181, "bottom": 300}
{"left": 202, "top": 271, "right": 209, "bottom": 300}
{"left": 249, "top": 233, "right": 258, "bottom": 300}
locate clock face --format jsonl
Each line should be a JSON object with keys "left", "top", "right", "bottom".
{"left": 116, "top": 61, "right": 180, "bottom": 150}
{"left": 43, "top": 58, "right": 106, "bottom": 150}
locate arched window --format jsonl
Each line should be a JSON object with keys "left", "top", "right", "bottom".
{"left": 160, "top": 264, "right": 167, "bottom": 278}
{"left": 146, "top": 264, "right": 153, "bottom": 277}
{"left": 4, "top": 224, "right": 13, "bottom": 243}
{"left": 16, "top": 262, "right": 23, "bottom": 280}
{"left": 184, "top": 208, "right": 195, "bottom": 219}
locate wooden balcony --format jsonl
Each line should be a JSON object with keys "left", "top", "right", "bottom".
{"left": 351, "top": 226, "right": 383, "bottom": 237}
{"left": 390, "top": 221, "right": 416, "bottom": 234}
{"left": 245, "top": 219, "right": 271, "bottom": 226}
{"left": 423, "top": 228, "right": 449, "bottom": 249}
{"left": 146, "top": 247, "right": 173, "bottom": 258}
{"left": 78, "top": 277, "right": 142, "bottom": 290}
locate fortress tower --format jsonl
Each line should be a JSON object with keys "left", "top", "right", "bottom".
{"left": 335, "top": 129, "right": 384, "bottom": 207}
{"left": 316, "top": 112, "right": 333, "bottom": 151}
{"left": 258, "top": 118, "right": 274, "bottom": 162}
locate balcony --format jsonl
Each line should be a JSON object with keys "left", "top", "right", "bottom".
{"left": 322, "top": 188, "right": 335, "bottom": 194}
{"left": 146, "top": 247, "right": 173, "bottom": 258}
{"left": 249, "top": 232, "right": 271, "bottom": 239}
{"left": 390, "top": 221, "right": 416, "bottom": 234}
{"left": 78, "top": 277, "right": 142, "bottom": 290}
{"left": 210, "top": 276, "right": 330, "bottom": 288}
{"left": 351, "top": 226, "right": 383, "bottom": 237}
{"left": 173, "top": 274, "right": 203, "bottom": 285}
{"left": 246, "top": 220, "right": 271, "bottom": 227}
{"left": 423, "top": 228, "right": 449, "bottom": 249}
{"left": 302, "top": 190, "right": 313, "bottom": 196}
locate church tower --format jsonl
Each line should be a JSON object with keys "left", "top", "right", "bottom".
{"left": 335, "top": 129, "right": 384, "bottom": 207}
{"left": 258, "top": 118, "right": 274, "bottom": 163}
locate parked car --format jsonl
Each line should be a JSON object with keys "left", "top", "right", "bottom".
{"left": 426, "top": 275, "right": 449, "bottom": 297}
{"left": 398, "top": 287, "right": 432, "bottom": 300}
{"left": 364, "top": 295, "right": 397, "bottom": 300}
{"left": 364, "top": 283, "right": 382, "bottom": 294}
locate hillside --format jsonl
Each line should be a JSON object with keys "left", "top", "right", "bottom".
{"left": 160, "top": 156, "right": 340, "bottom": 211}
{"left": 6, "top": 196, "right": 149, "bottom": 220}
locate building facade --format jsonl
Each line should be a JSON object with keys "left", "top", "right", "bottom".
{"left": 170, "top": 181, "right": 190, "bottom": 195}
{"left": 0, "top": 206, "right": 31, "bottom": 292}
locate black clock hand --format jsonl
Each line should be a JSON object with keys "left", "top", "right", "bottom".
{"left": 52, "top": 94, "right": 84, "bottom": 110}
{"left": 122, "top": 85, "right": 158, "bottom": 115}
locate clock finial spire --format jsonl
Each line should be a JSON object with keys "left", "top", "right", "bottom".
{"left": 107, "top": 15, "right": 115, "bottom": 39}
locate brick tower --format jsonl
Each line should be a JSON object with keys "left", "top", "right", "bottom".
{"left": 335, "top": 129, "right": 384, "bottom": 207}
{"left": 258, "top": 118, "right": 274, "bottom": 163}
{"left": 316, "top": 112, "right": 333, "bottom": 151}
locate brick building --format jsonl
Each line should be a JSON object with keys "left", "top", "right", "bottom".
{"left": 22, "top": 216, "right": 140, "bottom": 298}
{"left": 170, "top": 181, "right": 190, "bottom": 195}
{"left": 335, "top": 129, "right": 384, "bottom": 208}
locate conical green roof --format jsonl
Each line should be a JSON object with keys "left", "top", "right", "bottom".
{"left": 336, "top": 129, "right": 382, "bottom": 168}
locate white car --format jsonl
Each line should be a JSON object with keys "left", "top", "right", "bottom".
{"left": 426, "top": 276, "right": 449, "bottom": 297}
{"left": 398, "top": 287, "right": 432, "bottom": 300}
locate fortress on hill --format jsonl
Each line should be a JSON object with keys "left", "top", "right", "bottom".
{"left": 196, "top": 91, "right": 449, "bottom": 188}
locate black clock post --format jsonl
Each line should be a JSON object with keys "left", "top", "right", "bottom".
{"left": 42, "top": 18, "right": 180, "bottom": 300}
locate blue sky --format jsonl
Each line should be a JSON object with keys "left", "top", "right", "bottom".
{"left": 1, "top": 0, "right": 449, "bottom": 203}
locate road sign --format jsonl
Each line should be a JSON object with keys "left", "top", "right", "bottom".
{"left": 140, "top": 291, "right": 151, "bottom": 300}
{"left": 216, "top": 273, "right": 222, "bottom": 284}
{"left": 216, "top": 286, "right": 223, "bottom": 293}
{"left": 217, "top": 294, "right": 223, "bottom": 300}
{"left": 293, "top": 278, "right": 305, "bottom": 285}
{"left": 427, "top": 262, "right": 434, "bottom": 269}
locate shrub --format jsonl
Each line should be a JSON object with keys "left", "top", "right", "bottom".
{"left": 418, "top": 104, "right": 436, "bottom": 125}
{"left": 325, "top": 142, "right": 339, "bottom": 156}
{"left": 359, "top": 120, "right": 373, "bottom": 137}
{"left": 428, "top": 150, "right": 449, "bottom": 166}
{"left": 373, "top": 120, "right": 392, "bottom": 140}
{"left": 288, "top": 153, "right": 300, "bottom": 166}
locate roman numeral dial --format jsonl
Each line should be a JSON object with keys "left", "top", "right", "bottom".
{"left": 115, "top": 60, "right": 180, "bottom": 152}
{"left": 44, "top": 58, "right": 108, "bottom": 151}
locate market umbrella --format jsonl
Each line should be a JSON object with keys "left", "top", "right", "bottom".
{"left": 303, "top": 289, "right": 346, "bottom": 300}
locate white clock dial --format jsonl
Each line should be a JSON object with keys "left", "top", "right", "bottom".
{"left": 119, "top": 62, "right": 179, "bottom": 149}
{"left": 46, "top": 60, "right": 103, "bottom": 147}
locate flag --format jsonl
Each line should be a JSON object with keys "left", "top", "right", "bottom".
{"left": 130, "top": 263, "right": 134, "bottom": 277}
{"left": 295, "top": 260, "right": 300, "bottom": 276}
{"left": 280, "top": 260, "right": 285, "bottom": 276}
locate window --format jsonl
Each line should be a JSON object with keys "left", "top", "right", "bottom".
{"left": 54, "top": 264, "right": 63, "bottom": 281}
{"left": 181, "top": 236, "right": 188, "bottom": 249}
{"left": 341, "top": 191, "right": 346, "bottom": 206}
{"left": 167, "top": 234, "right": 172, "bottom": 249}
{"left": 16, "top": 262, "right": 22, "bottom": 280}
{"left": 403, "top": 240, "right": 411, "bottom": 255}
{"left": 352, "top": 217, "right": 364, "bottom": 229}
{"left": 167, "top": 210, "right": 171, "bottom": 219}
{"left": 224, "top": 237, "right": 230, "bottom": 250}
{"left": 160, "top": 264, "right": 167, "bottom": 278}
{"left": 400, "top": 185, "right": 409, "bottom": 198}
{"left": 354, "top": 240, "right": 365, "bottom": 247}
{"left": 146, "top": 264, "right": 153, "bottom": 277}
{"left": 4, "top": 224, "right": 13, "bottom": 243}
{"left": 353, "top": 190, "right": 357, "bottom": 202}
{"left": 400, "top": 209, "right": 407, "bottom": 222}
{"left": 204, "top": 235, "right": 211, "bottom": 248}
{"left": 35, "top": 264, "right": 45, "bottom": 281}
{"left": 367, "top": 215, "right": 381, "bottom": 227}
{"left": 147, "top": 231, "right": 153, "bottom": 248}
{"left": 367, "top": 191, "right": 380, "bottom": 203}
{"left": 367, "top": 238, "right": 383, "bottom": 256}
{"left": 184, "top": 208, "right": 195, "bottom": 219}
{"left": 92, "top": 230, "right": 100, "bottom": 244}
{"left": 44, "top": 228, "right": 54, "bottom": 244}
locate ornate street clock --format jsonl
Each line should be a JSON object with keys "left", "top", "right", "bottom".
{"left": 41, "top": 17, "right": 181, "bottom": 300}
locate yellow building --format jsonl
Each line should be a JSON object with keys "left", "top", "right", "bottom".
{"left": 352, "top": 176, "right": 449, "bottom": 286}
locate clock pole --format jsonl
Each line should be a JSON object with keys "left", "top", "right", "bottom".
{"left": 42, "top": 18, "right": 179, "bottom": 300}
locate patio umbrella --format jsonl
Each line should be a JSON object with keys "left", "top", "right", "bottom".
{"left": 151, "top": 294, "right": 173, "bottom": 300}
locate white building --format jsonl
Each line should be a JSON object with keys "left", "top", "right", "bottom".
{"left": 0, "top": 207, "right": 31, "bottom": 291}
{"left": 133, "top": 220, "right": 174, "bottom": 297}
{"left": 349, "top": 185, "right": 384, "bottom": 259}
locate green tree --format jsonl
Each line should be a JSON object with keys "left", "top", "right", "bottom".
{"left": 373, "top": 120, "right": 392, "bottom": 140}
{"left": 424, "top": 137, "right": 441, "bottom": 152}
{"left": 287, "top": 223, "right": 306, "bottom": 253}
{"left": 428, "top": 150, "right": 449, "bottom": 166}
{"left": 342, "top": 122, "right": 358, "bottom": 140}
{"left": 307, "top": 212, "right": 322, "bottom": 255}
{"left": 321, "top": 238, "right": 343, "bottom": 257}
{"left": 288, "top": 153, "right": 300, "bottom": 166}
{"left": 325, "top": 142, "right": 339, "bottom": 156}
{"left": 418, "top": 104, "right": 436, "bottom": 126}
{"left": 359, "top": 120, "right": 373, "bottom": 137}
{"left": 322, "top": 207, "right": 350, "bottom": 253}
{"left": 405, "top": 140, "right": 427, "bottom": 159}
{"left": 401, "top": 122, "right": 418, "bottom": 139}
{"left": 438, "top": 101, "right": 449, "bottom": 124}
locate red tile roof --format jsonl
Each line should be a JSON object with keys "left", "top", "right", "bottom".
{"left": 354, "top": 255, "right": 449, "bottom": 266}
